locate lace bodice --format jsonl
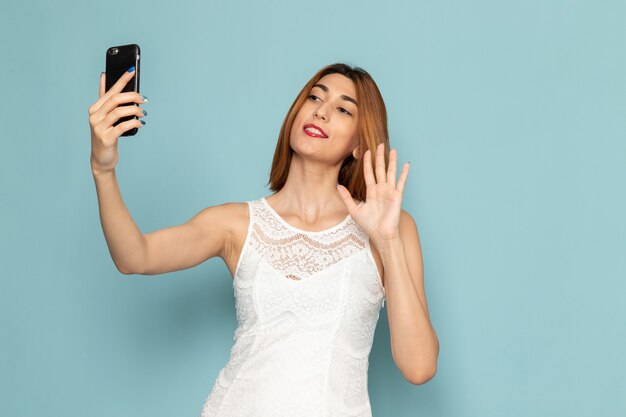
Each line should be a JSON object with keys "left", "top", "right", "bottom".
{"left": 199, "top": 197, "right": 386, "bottom": 417}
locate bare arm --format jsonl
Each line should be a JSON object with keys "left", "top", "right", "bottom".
{"left": 138, "top": 201, "right": 232, "bottom": 276}
{"left": 92, "top": 170, "right": 146, "bottom": 274}
{"left": 92, "top": 169, "right": 230, "bottom": 275}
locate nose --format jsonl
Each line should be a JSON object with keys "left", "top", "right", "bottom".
{"left": 314, "top": 106, "right": 327, "bottom": 121}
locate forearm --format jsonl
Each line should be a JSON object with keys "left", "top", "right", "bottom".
{"left": 92, "top": 170, "right": 146, "bottom": 274}
{"left": 378, "top": 238, "right": 439, "bottom": 382}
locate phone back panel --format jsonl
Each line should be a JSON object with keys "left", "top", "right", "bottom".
{"left": 105, "top": 44, "right": 141, "bottom": 136}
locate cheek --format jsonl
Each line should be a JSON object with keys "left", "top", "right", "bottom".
{"left": 291, "top": 112, "right": 303, "bottom": 131}
{"left": 342, "top": 121, "right": 358, "bottom": 139}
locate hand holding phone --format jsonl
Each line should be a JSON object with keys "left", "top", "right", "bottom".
{"left": 105, "top": 44, "right": 142, "bottom": 136}
{"left": 87, "top": 44, "right": 146, "bottom": 176}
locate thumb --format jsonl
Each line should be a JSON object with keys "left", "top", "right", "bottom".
{"left": 336, "top": 184, "right": 358, "bottom": 215}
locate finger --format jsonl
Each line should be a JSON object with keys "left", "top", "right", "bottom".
{"left": 93, "top": 91, "right": 144, "bottom": 124}
{"left": 396, "top": 162, "right": 410, "bottom": 194}
{"left": 336, "top": 184, "right": 359, "bottom": 216}
{"left": 375, "top": 143, "right": 387, "bottom": 183}
{"left": 99, "top": 72, "right": 105, "bottom": 98}
{"left": 107, "top": 66, "right": 136, "bottom": 97}
{"left": 387, "top": 148, "right": 397, "bottom": 188}
{"left": 363, "top": 149, "right": 376, "bottom": 186}
{"left": 92, "top": 67, "right": 136, "bottom": 113}
{"left": 101, "top": 101, "right": 145, "bottom": 130}
{"left": 112, "top": 117, "right": 145, "bottom": 137}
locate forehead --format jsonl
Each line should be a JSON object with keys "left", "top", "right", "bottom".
{"left": 314, "top": 73, "right": 356, "bottom": 97}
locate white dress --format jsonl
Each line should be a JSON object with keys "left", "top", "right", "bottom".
{"left": 199, "top": 197, "right": 386, "bottom": 417}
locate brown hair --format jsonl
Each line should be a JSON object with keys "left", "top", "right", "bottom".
{"left": 267, "top": 63, "right": 390, "bottom": 201}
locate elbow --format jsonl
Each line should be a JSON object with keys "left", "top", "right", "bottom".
{"left": 407, "top": 335, "right": 440, "bottom": 385}
{"left": 117, "top": 264, "right": 137, "bottom": 275}
{"left": 404, "top": 361, "right": 437, "bottom": 385}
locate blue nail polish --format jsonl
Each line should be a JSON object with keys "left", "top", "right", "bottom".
{"left": 140, "top": 120, "right": 145, "bottom": 125}
{"left": 127, "top": 66, "right": 135, "bottom": 73}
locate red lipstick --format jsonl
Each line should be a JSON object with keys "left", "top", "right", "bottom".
{"left": 303, "top": 123, "right": 328, "bottom": 138}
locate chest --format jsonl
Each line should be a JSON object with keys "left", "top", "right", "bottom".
{"left": 225, "top": 202, "right": 385, "bottom": 289}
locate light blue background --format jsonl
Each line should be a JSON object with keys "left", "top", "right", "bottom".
{"left": 1, "top": 0, "right": 625, "bottom": 416}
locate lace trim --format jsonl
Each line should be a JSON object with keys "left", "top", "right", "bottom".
{"left": 249, "top": 199, "right": 368, "bottom": 281}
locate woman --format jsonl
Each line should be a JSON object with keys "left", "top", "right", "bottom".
{"left": 88, "top": 62, "right": 439, "bottom": 416}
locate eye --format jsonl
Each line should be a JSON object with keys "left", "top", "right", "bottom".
{"left": 309, "top": 95, "right": 352, "bottom": 117}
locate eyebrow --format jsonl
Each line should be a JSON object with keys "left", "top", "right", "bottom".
{"left": 312, "top": 83, "right": 358, "bottom": 107}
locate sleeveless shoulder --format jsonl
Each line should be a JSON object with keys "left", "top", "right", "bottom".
{"left": 231, "top": 200, "right": 254, "bottom": 279}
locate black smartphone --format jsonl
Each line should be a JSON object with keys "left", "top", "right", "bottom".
{"left": 105, "top": 43, "right": 141, "bottom": 136}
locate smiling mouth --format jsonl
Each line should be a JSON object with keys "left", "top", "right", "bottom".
{"left": 303, "top": 129, "right": 327, "bottom": 139}
{"left": 303, "top": 125, "right": 328, "bottom": 138}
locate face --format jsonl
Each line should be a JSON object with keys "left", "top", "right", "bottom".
{"left": 290, "top": 73, "right": 360, "bottom": 162}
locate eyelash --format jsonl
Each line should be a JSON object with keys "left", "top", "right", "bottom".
{"left": 308, "top": 94, "right": 352, "bottom": 116}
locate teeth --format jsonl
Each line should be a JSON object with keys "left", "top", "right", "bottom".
{"left": 305, "top": 127, "right": 325, "bottom": 137}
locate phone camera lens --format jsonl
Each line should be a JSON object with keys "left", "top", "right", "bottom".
{"left": 108, "top": 48, "right": 119, "bottom": 55}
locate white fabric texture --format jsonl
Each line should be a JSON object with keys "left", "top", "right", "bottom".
{"left": 199, "top": 197, "right": 386, "bottom": 417}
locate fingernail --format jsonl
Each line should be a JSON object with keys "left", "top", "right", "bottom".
{"left": 141, "top": 95, "right": 148, "bottom": 103}
{"left": 142, "top": 110, "right": 147, "bottom": 116}
{"left": 127, "top": 65, "right": 135, "bottom": 73}
{"left": 140, "top": 120, "right": 146, "bottom": 125}
{"left": 100, "top": 71, "right": 105, "bottom": 77}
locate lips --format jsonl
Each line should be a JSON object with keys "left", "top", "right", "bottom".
{"left": 303, "top": 123, "right": 328, "bottom": 138}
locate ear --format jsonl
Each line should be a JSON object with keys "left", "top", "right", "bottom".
{"left": 352, "top": 146, "right": 361, "bottom": 160}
